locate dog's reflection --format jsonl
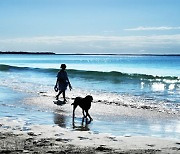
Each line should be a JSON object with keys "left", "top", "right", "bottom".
{"left": 53, "top": 111, "right": 66, "bottom": 128}
{"left": 53, "top": 110, "right": 92, "bottom": 131}
{"left": 72, "top": 118, "right": 91, "bottom": 131}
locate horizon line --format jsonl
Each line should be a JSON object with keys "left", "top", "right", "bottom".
{"left": 0, "top": 51, "right": 180, "bottom": 56}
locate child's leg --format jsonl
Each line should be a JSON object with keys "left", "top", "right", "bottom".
{"left": 62, "top": 90, "right": 66, "bottom": 102}
{"left": 56, "top": 90, "right": 62, "bottom": 100}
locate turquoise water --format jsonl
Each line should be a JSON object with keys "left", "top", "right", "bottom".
{"left": 0, "top": 54, "right": 180, "bottom": 111}
{"left": 1, "top": 54, "right": 180, "bottom": 76}
{"left": 0, "top": 54, "right": 180, "bottom": 138}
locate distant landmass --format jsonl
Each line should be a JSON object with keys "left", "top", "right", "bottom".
{"left": 0, "top": 51, "right": 179, "bottom": 56}
{"left": 0, "top": 51, "right": 55, "bottom": 55}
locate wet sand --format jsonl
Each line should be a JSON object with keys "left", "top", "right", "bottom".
{"left": 24, "top": 90, "right": 180, "bottom": 138}
{"left": 1, "top": 118, "right": 180, "bottom": 154}
{"left": 0, "top": 89, "right": 180, "bottom": 153}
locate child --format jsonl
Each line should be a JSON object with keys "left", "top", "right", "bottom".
{"left": 54, "top": 64, "right": 72, "bottom": 102}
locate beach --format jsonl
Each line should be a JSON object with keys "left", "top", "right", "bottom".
{"left": 0, "top": 86, "right": 180, "bottom": 153}
{"left": 1, "top": 0, "right": 180, "bottom": 152}
{"left": 0, "top": 54, "right": 180, "bottom": 153}
{"left": 1, "top": 126, "right": 180, "bottom": 154}
{"left": 0, "top": 93, "right": 180, "bottom": 153}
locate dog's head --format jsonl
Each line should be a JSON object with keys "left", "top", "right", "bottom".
{"left": 85, "top": 95, "right": 93, "bottom": 102}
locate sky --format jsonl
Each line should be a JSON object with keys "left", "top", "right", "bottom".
{"left": 0, "top": 0, "right": 180, "bottom": 54}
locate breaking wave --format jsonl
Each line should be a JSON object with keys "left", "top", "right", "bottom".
{"left": 0, "top": 64, "right": 179, "bottom": 83}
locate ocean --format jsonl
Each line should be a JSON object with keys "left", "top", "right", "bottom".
{"left": 0, "top": 54, "right": 180, "bottom": 138}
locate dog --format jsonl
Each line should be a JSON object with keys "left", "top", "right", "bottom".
{"left": 71, "top": 95, "right": 93, "bottom": 123}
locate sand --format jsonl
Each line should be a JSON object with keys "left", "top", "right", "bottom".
{"left": 0, "top": 89, "right": 180, "bottom": 153}
{"left": 0, "top": 118, "right": 180, "bottom": 154}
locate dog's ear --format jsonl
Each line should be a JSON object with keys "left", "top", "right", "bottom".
{"left": 86, "top": 95, "right": 93, "bottom": 102}
{"left": 90, "top": 96, "right": 93, "bottom": 101}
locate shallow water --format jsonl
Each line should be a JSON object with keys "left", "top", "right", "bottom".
{"left": 1, "top": 86, "right": 180, "bottom": 139}
{"left": 0, "top": 87, "right": 180, "bottom": 139}
{"left": 53, "top": 102, "right": 180, "bottom": 139}
{"left": 0, "top": 54, "right": 180, "bottom": 113}
{"left": 0, "top": 54, "right": 180, "bottom": 139}
{"left": 0, "top": 86, "right": 54, "bottom": 125}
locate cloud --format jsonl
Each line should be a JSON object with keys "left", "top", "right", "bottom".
{"left": 1, "top": 35, "right": 180, "bottom": 45}
{"left": 0, "top": 35, "right": 180, "bottom": 53}
{"left": 124, "top": 26, "right": 180, "bottom": 31}
{"left": 1, "top": 34, "right": 180, "bottom": 43}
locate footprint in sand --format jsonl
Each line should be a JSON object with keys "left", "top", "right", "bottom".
{"left": 78, "top": 136, "right": 90, "bottom": 140}
{"left": 55, "top": 138, "right": 72, "bottom": 143}
{"left": 146, "top": 144, "right": 155, "bottom": 147}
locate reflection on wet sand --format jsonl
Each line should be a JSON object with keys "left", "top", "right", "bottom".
{"left": 53, "top": 111, "right": 66, "bottom": 128}
{"left": 72, "top": 118, "right": 91, "bottom": 131}
{"left": 53, "top": 109, "right": 91, "bottom": 131}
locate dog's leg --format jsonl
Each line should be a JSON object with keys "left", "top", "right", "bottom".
{"left": 82, "top": 110, "right": 86, "bottom": 123}
{"left": 84, "top": 110, "right": 88, "bottom": 123}
{"left": 82, "top": 110, "right": 86, "bottom": 118}
{"left": 72, "top": 105, "right": 77, "bottom": 123}
{"left": 86, "top": 111, "right": 93, "bottom": 121}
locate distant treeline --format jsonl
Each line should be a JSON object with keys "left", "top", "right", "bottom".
{"left": 0, "top": 51, "right": 55, "bottom": 55}
{"left": 0, "top": 51, "right": 180, "bottom": 56}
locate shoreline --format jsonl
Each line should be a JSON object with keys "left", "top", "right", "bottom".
{"left": 0, "top": 87, "right": 180, "bottom": 153}
{"left": 0, "top": 118, "right": 180, "bottom": 154}
{"left": 1, "top": 85, "right": 180, "bottom": 138}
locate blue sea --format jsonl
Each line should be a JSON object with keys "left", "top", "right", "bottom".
{"left": 0, "top": 54, "right": 180, "bottom": 138}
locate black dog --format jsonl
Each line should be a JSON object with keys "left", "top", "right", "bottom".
{"left": 71, "top": 95, "right": 93, "bottom": 122}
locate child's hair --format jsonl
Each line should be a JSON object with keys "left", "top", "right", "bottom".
{"left": 61, "top": 64, "right": 66, "bottom": 68}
